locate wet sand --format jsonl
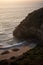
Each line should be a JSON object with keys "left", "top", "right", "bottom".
{"left": 0, "top": 43, "right": 36, "bottom": 60}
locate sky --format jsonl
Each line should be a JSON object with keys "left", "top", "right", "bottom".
{"left": 0, "top": 0, "right": 43, "bottom": 3}
{"left": 0, "top": 0, "right": 43, "bottom": 5}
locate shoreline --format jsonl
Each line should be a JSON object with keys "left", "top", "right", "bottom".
{"left": 0, "top": 41, "right": 27, "bottom": 50}
{"left": 0, "top": 43, "right": 36, "bottom": 60}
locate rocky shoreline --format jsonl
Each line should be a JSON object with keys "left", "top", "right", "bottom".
{"left": 13, "top": 8, "right": 43, "bottom": 42}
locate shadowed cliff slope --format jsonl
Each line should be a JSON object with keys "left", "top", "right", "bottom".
{"left": 13, "top": 8, "right": 43, "bottom": 41}
{"left": 0, "top": 43, "right": 43, "bottom": 65}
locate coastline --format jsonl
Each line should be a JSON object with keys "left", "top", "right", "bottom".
{"left": 0, "top": 42, "right": 36, "bottom": 60}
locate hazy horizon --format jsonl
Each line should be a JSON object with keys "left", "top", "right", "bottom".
{"left": 0, "top": 0, "right": 43, "bottom": 5}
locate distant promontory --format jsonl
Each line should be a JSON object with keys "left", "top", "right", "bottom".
{"left": 13, "top": 8, "right": 43, "bottom": 42}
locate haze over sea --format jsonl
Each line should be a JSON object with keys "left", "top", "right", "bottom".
{"left": 0, "top": 1, "right": 43, "bottom": 47}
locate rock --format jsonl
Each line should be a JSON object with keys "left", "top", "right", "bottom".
{"left": 13, "top": 8, "right": 43, "bottom": 41}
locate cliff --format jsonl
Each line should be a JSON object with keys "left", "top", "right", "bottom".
{"left": 0, "top": 43, "right": 43, "bottom": 65}
{"left": 13, "top": 8, "right": 43, "bottom": 42}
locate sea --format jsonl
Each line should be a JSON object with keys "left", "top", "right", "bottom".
{"left": 0, "top": 1, "right": 43, "bottom": 48}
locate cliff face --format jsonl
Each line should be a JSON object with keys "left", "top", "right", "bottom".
{"left": 0, "top": 44, "right": 43, "bottom": 65}
{"left": 13, "top": 8, "right": 43, "bottom": 41}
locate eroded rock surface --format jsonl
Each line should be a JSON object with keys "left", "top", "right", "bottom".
{"left": 13, "top": 8, "right": 43, "bottom": 41}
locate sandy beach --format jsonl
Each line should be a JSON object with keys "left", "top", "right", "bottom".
{"left": 0, "top": 43, "right": 36, "bottom": 60}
